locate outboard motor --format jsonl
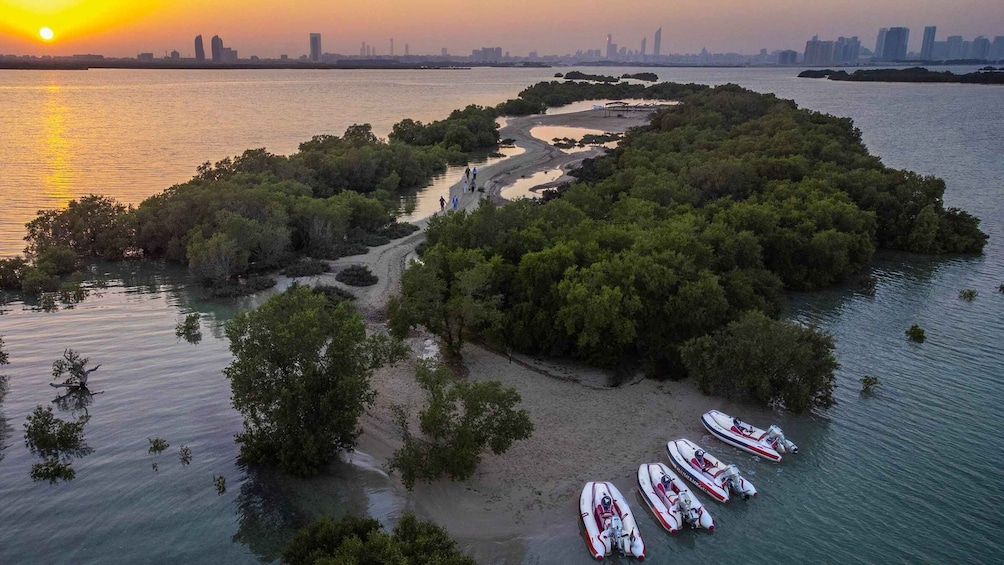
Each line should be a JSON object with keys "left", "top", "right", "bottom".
{"left": 677, "top": 489, "right": 700, "bottom": 528}
{"left": 767, "top": 425, "right": 798, "bottom": 454}
{"left": 721, "top": 464, "right": 755, "bottom": 500}
{"left": 608, "top": 515, "right": 626, "bottom": 556}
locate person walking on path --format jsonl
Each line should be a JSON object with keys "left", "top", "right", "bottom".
{"left": 462, "top": 178, "right": 469, "bottom": 193}
{"left": 452, "top": 195, "right": 459, "bottom": 211}
{"left": 439, "top": 195, "right": 446, "bottom": 211}
{"left": 465, "top": 166, "right": 471, "bottom": 181}
{"left": 472, "top": 167, "right": 478, "bottom": 182}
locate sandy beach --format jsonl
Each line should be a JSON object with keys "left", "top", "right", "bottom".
{"left": 306, "top": 108, "right": 755, "bottom": 562}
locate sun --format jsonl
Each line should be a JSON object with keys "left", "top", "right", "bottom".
{"left": 39, "top": 27, "right": 55, "bottom": 42}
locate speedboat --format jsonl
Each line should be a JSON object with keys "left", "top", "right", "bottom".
{"left": 579, "top": 481, "right": 646, "bottom": 560}
{"left": 637, "top": 463, "right": 714, "bottom": 533}
{"left": 666, "top": 439, "right": 757, "bottom": 503}
{"left": 701, "top": 409, "right": 798, "bottom": 462}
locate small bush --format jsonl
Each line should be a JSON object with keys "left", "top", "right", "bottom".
{"left": 0, "top": 257, "right": 29, "bottom": 290}
{"left": 179, "top": 445, "right": 192, "bottom": 465}
{"left": 998, "top": 283, "right": 1004, "bottom": 294}
{"left": 364, "top": 233, "right": 391, "bottom": 247}
{"left": 21, "top": 267, "right": 60, "bottom": 296}
{"left": 175, "top": 313, "right": 202, "bottom": 343}
{"left": 282, "top": 259, "right": 330, "bottom": 278}
{"left": 860, "top": 375, "right": 881, "bottom": 394}
{"left": 209, "top": 276, "right": 276, "bottom": 298}
{"left": 321, "top": 242, "right": 369, "bottom": 259}
{"left": 312, "top": 284, "right": 355, "bottom": 306}
{"left": 214, "top": 474, "right": 226, "bottom": 495}
{"left": 906, "top": 324, "right": 926, "bottom": 343}
{"left": 336, "top": 265, "right": 378, "bottom": 287}
{"left": 959, "top": 289, "right": 977, "bottom": 301}
{"left": 36, "top": 246, "right": 79, "bottom": 276}
{"left": 380, "top": 222, "right": 420, "bottom": 240}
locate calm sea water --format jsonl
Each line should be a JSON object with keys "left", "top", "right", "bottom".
{"left": 1, "top": 67, "right": 1003, "bottom": 564}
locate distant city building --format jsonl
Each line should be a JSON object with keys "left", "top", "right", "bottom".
{"left": 804, "top": 35, "right": 834, "bottom": 65}
{"left": 971, "top": 36, "right": 991, "bottom": 60}
{"left": 280, "top": 54, "right": 289, "bottom": 60}
{"left": 832, "top": 36, "right": 860, "bottom": 63}
{"left": 170, "top": 50, "right": 180, "bottom": 60}
{"left": 947, "top": 35, "right": 965, "bottom": 59}
{"left": 605, "top": 34, "right": 617, "bottom": 59}
{"left": 641, "top": 37, "right": 647, "bottom": 57}
{"left": 390, "top": 38, "right": 394, "bottom": 56}
{"left": 405, "top": 43, "right": 410, "bottom": 56}
{"left": 472, "top": 47, "right": 502, "bottom": 62}
{"left": 211, "top": 35, "right": 224, "bottom": 63}
{"left": 992, "top": 37, "right": 1004, "bottom": 60}
{"left": 137, "top": 52, "right": 154, "bottom": 62}
{"left": 653, "top": 27, "right": 662, "bottom": 57}
{"left": 778, "top": 50, "right": 799, "bottom": 65}
{"left": 881, "top": 27, "right": 909, "bottom": 61}
{"left": 310, "top": 33, "right": 322, "bottom": 62}
{"left": 221, "top": 47, "right": 238, "bottom": 63}
{"left": 874, "top": 28, "right": 888, "bottom": 59}
{"left": 195, "top": 35, "right": 205, "bottom": 62}
{"left": 921, "top": 26, "right": 937, "bottom": 60}
{"left": 441, "top": 47, "right": 448, "bottom": 57}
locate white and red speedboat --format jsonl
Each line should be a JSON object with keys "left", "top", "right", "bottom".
{"left": 637, "top": 463, "right": 714, "bottom": 533}
{"left": 579, "top": 481, "right": 646, "bottom": 560}
{"left": 666, "top": 439, "right": 757, "bottom": 503}
{"left": 701, "top": 409, "right": 798, "bottom": 462}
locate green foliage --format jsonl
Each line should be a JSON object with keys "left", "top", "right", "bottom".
{"left": 311, "top": 284, "right": 356, "bottom": 306}
{"left": 0, "top": 335, "right": 8, "bottom": 365}
{"left": 0, "top": 257, "right": 29, "bottom": 290}
{"left": 564, "top": 71, "right": 620, "bottom": 82}
{"left": 20, "top": 267, "right": 60, "bottom": 296}
{"left": 958, "top": 289, "right": 977, "bottom": 301}
{"left": 208, "top": 276, "right": 276, "bottom": 298}
{"left": 680, "top": 311, "right": 838, "bottom": 413}
{"left": 175, "top": 312, "right": 202, "bottom": 343}
{"left": 23, "top": 405, "right": 92, "bottom": 483}
{"left": 394, "top": 245, "right": 504, "bottom": 358}
{"left": 24, "top": 194, "right": 134, "bottom": 260}
{"left": 388, "top": 363, "right": 533, "bottom": 490}
{"left": 906, "top": 324, "right": 926, "bottom": 343}
{"left": 999, "top": 283, "right": 1004, "bottom": 294}
{"left": 148, "top": 437, "right": 170, "bottom": 454}
{"left": 224, "top": 285, "right": 406, "bottom": 476}
{"left": 389, "top": 105, "right": 500, "bottom": 152}
{"left": 623, "top": 72, "right": 659, "bottom": 82}
{"left": 860, "top": 375, "right": 881, "bottom": 394}
{"left": 214, "top": 474, "right": 226, "bottom": 495}
{"left": 283, "top": 514, "right": 477, "bottom": 565}
{"left": 335, "top": 264, "right": 378, "bottom": 287}
{"left": 283, "top": 259, "right": 331, "bottom": 278}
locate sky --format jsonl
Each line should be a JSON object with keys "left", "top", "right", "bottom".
{"left": 1, "top": 0, "right": 1002, "bottom": 58}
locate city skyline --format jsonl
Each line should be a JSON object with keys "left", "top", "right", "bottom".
{"left": 1, "top": 0, "right": 1002, "bottom": 58}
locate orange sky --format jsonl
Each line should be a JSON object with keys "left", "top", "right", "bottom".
{"left": 1, "top": 0, "right": 1001, "bottom": 57}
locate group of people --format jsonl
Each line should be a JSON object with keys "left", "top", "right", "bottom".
{"left": 438, "top": 165, "right": 481, "bottom": 212}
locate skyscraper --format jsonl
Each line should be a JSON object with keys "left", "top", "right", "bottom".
{"left": 653, "top": 27, "right": 662, "bottom": 57}
{"left": 195, "top": 35, "right": 205, "bottom": 62}
{"left": 921, "top": 26, "right": 937, "bottom": 60}
{"left": 641, "top": 37, "right": 647, "bottom": 57}
{"left": 971, "top": 36, "right": 991, "bottom": 60}
{"left": 882, "top": 27, "right": 909, "bottom": 61}
{"left": 211, "top": 35, "right": 224, "bottom": 63}
{"left": 390, "top": 38, "right": 394, "bottom": 57}
{"left": 992, "top": 37, "right": 1004, "bottom": 61}
{"left": 946, "top": 36, "right": 964, "bottom": 59}
{"left": 310, "top": 33, "right": 322, "bottom": 62}
{"left": 874, "top": 28, "right": 888, "bottom": 59}
{"left": 605, "top": 34, "right": 618, "bottom": 59}
{"left": 405, "top": 43, "right": 410, "bottom": 56}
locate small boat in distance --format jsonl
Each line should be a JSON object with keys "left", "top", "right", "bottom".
{"left": 637, "top": 463, "right": 714, "bottom": 533}
{"left": 666, "top": 439, "right": 757, "bottom": 503}
{"left": 579, "top": 481, "right": 646, "bottom": 561}
{"left": 701, "top": 409, "right": 798, "bottom": 462}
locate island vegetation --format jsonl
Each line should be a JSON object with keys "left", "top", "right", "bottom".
{"left": 906, "top": 324, "right": 926, "bottom": 343}
{"left": 958, "top": 288, "right": 977, "bottom": 301}
{"left": 799, "top": 67, "right": 1004, "bottom": 85}
{"left": 284, "top": 514, "right": 476, "bottom": 565}
{"left": 563, "top": 70, "right": 620, "bottom": 83}
{"left": 860, "top": 376, "right": 881, "bottom": 395}
{"left": 390, "top": 81, "right": 986, "bottom": 411}
{"left": 223, "top": 284, "right": 405, "bottom": 476}
{"left": 622, "top": 72, "right": 659, "bottom": 82}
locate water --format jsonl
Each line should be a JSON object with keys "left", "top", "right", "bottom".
{"left": 2, "top": 67, "right": 1003, "bottom": 564}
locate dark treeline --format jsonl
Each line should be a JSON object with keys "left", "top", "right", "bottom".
{"left": 391, "top": 81, "right": 986, "bottom": 410}
{"left": 800, "top": 67, "right": 1004, "bottom": 84}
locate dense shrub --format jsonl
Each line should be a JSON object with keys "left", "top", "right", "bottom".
{"left": 335, "top": 265, "right": 378, "bottom": 287}
{"left": 282, "top": 259, "right": 331, "bottom": 278}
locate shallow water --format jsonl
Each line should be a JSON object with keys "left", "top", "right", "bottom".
{"left": 1, "top": 67, "right": 1003, "bottom": 564}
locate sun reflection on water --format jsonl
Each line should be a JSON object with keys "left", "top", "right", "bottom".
{"left": 41, "top": 81, "right": 74, "bottom": 206}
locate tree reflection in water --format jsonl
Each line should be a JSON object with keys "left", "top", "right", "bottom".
{"left": 232, "top": 466, "right": 305, "bottom": 562}
{"left": 0, "top": 375, "right": 10, "bottom": 464}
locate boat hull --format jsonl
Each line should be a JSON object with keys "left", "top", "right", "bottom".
{"left": 701, "top": 410, "right": 782, "bottom": 461}
{"left": 666, "top": 440, "right": 731, "bottom": 503}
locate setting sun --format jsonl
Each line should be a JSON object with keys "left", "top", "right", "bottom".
{"left": 39, "top": 27, "right": 54, "bottom": 41}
